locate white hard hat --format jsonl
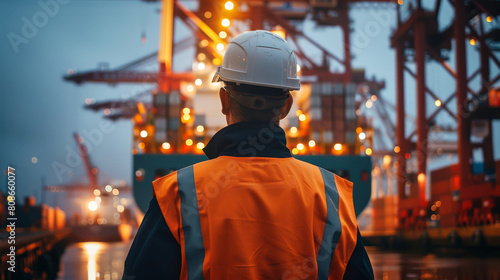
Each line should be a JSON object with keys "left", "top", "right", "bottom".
{"left": 212, "top": 30, "right": 301, "bottom": 91}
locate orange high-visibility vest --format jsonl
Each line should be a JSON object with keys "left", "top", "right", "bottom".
{"left": 153, "top": 156, "right": 358, "bottom": 280}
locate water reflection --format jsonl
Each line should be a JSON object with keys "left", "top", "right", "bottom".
{"left": 57, "top": 242, "right": 500, "bottom": 280}
{"left": 367, "top": 247, "right": 500, "bottom": 280}
{"left": 83, "top": 243, "right": 100, "bottom": 280}
{"left": 57, "top": 241, "right": 132, "bottom": 280}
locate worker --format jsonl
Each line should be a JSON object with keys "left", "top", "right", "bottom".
{"left": 123, "top": 30, "right": 373, "bottom": 280}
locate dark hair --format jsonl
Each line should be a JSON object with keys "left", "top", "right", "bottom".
{"left": 224, "top": 82, "right": 288, "bottom": 122}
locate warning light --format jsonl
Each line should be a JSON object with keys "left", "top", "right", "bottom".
{"left": 486, "top": 16, "right": 492, "bottom": 23}
{"left": 182, "top": 114, "right": 191, "bottom": 121}
{"left": 394, "top": 146, "right": 400, "bottom": 153}
{"left": 217, "top": 43, "right": 225, "bottom": 51}
{"left": 93, "top": 189, "right": 101, "bottom": 196}
{"left": 290, "top": 127, "right": 297, "bottom": 134}
{"left": 196, "top": 125, "right": 204, "bottom": 133}
{"left": 138, "top": 142, "right": 146, "bottom": 150}
{"left": 187, "top": 85, "right": 194, "bottom": 93}
{"left": 197, "top": 53, "right": 206, "bottom": 61}
{"left": 334, "top": 143, "right": 342, "bottom": 151}
{"left": 200, "top": 40, "right": 209, "bottom": 47}
{"left": 356, "top": 127, "right": 363, "bottom": 134}
{"left": 140, "top": 130, "right": 148, "bottom": 138}
{"left": 398, "top": 0, "right": 403, "bottom": 4}
{"left": 297, "top": 143, "right": 305, "bottom": 151}
{"left": 197, "top": 62, "right": 206, "bottom": 70}
{"left": 405, "top": 153, "right": 411, "bottom": 159}
{"left": 186, "top": 139, "right": 193, "bottom": 146}
{"left": 365, "top": 148, "right": 373, "bottom": 156}
{"left": 359, "top": 132, "right": 366, "bottom": 140}
{"left": 219, "top": 31, "right": 227, "bottom": 39}
{"left": 195, "top": 79, "right": 202, "bottom": 86}
{"left": 298, "top": 114, "right": 306, "bottom": 121}
{"left": 371, "top": 95, "right": 378, "bottom": 102}
{"left": 204, "top": 11, "right": 212, "bottom": 18}
{"left": 183, "top": 108, "right": 190, "bottom": 115}
{"left": 435, "top": 99, "right": 442, "bottom": 107}
{"left": 292, "top": 148, "right": 299, "bottom": 155}
{"left": 470, "top": 38, "right": 476, "bottom": 46}
{"left": 296, "top": 110, "right": 303, "bottom": 116}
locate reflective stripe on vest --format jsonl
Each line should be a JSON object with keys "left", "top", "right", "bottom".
{"left": 177, "top": 166, "right": 205, "bottom": 280}
{"left": 317, "top": 168, "right": 342, "bottom": 280}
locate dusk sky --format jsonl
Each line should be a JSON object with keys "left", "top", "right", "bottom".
{"left": 1, "top": 0, "right": 498, "bottom": 205}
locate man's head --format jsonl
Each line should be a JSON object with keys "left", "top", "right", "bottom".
{"left": 212, "top": 30, "right": 300, "bottom": 125}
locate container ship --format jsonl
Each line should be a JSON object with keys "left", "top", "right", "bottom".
{"left": 63, "top": 0, "right": 500, "bottom": 248}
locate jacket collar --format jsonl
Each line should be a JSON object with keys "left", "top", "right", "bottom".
{"left": 203, "top": 121, "right": 292, "bottom": 159}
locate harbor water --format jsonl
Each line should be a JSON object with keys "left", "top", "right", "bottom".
{"left": 56, "top": 241, "right": 500, "bottom": 280}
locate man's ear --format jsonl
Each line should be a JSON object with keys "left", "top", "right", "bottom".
{"left": 279, "top": 93, "right": 293, "bottom": 120}
{"left": 219, "top": 87, "right": 230, "bottom": 116}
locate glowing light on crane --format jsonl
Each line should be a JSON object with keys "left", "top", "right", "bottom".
{"left": 469, "top": 38, "right": 476, "bottom": 46}
{"left": 298, "top": 114, "right": 306, "bottom": 121}
{"left": 221, "top": 18, "right": 230, "bottom": 27}
{"left": 308, "top": 140, "right": 316, "bottom": 148}
{"left": 213, "top": 58, "right": 222, "bottom": 65}
{"left": 359, "top": 132, "right": 366, "bottom": 140}
{"left": 290, "top": 127, "right": 297, "bottom": 134}
{"left": 334, "top": 143, "right": 342, "bottom": 151}
{"left": 186, "top": 139, "right": 193, "bottom": 146}
{"left": 297, "top": 143, "right": 305, "bottom": 151}
{"left": 217, "top": 43, "right": 225, "bottom": 51}
{"left": 219, "top": 31, "right": 227, "bottom": 39}
{"left": 394, "top": 146, "right": 400, "bottom": 153}
{"left": 196, "top": 142, "right": 205, "bottom": 149}
{"left": 140, "top": 130, "right": 148, "bottom": 138}
{"left": 162, "top": 142, "right": 171, "bottom": 150}
{"left": 197, "top": 53, "right": 206, "bottom": 61}
{"left": 195, "top": 79, "right": 202, "bottom": 86}
{"left": 365, "top": 148, "right": 373, "bottom": 156}
{"left": 204, "top": 11, "right": 212, "bottom": 18}
{"left": 196, "top": 125, "right": 204, "bottom": 133}
{"left": 197, "top": 62, "right": 206, "bottom": 70}
{"left": 486, "top": 16, "right": 492, "bottom": 23}
{"left": 365, "top": 100, "right": 373, "bottom": 108}
{"left": 88, "top": 201, "right": 98, "bottom": 211}
{"left": 200, "top": 40, "right": 209, "bottom": 47}
{"left": 224, "top": 1, "right": 234, "bottom": 10}
{"left": 435, "top": 99, "right": 442, "bottom": 107}
{"left": 182, "top": 108, "right": 190, "bottom": 115}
